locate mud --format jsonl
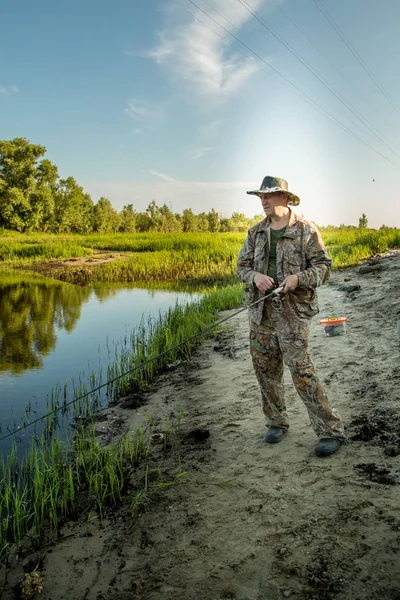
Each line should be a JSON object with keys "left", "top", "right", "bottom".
{"left": 23, "top": 252, "right": 122, "bottom": 284}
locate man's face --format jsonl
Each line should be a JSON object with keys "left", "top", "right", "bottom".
{"left": 258, "top": 192, "right": 289, "bottom": 215}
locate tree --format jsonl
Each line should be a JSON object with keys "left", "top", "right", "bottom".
{"left": 196, "top": 212, "right": 209, "bottom": 231}
{"left": 135, "top": 211, "right": 151, "bottom": 232}
{"left": 93, "top": 197, "right": 121, "bottom": 233}
{"left": 229, "top": 212, "right": 248, "bottom": 232}
{"left": 26, "top": 184, "right": 55, "bottom": 231}
{"left": 54, "top": 177, "right": 94, "bottom": 233}
{"left": 146, "top": 200, "right": 162, "bottom": 231}
{"left": 0, "top": 187, "right": 31, "bottom": 231}
{"left": 174, "top": 212, "right": 183, "bottom": 231}
{"left": 36, "top": 158, "right": 58, "bottom": 189}
{"left": 358, "top": 213, "right": 368, "bottom": 229}
{"left": 120, "top": 204, "right": 136, "bottom": 233}
{"left": 33, "top": 159, "right": 59, "bottom": 230}
{"left": 0, "top": 138, "right": 99, "bottom": 232}
{"left": 182, "top": 208, "right": 198, "bottom": 232}
{"left": 0, "top": 138, "right": 54, "bottom": 231}
{"left": 159, "top": 204, "right": 182, "bottom": 232}
{"left": 0, "top": 137, "right": 45, "bottom": 189}
{"left": 219, "top": 217, "right": 230, "bottom": 232}
{"left": 207, "top": 208, "right": 220, "bottom": 232}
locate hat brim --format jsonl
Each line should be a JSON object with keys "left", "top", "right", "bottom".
{"left": 246, "top": 189, "right": 300, "bottom": 206}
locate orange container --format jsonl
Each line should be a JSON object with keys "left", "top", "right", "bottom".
{"left": 319, "top": 316, "right": 347, "bottom": 337}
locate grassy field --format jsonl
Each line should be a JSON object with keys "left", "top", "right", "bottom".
{"left": 1, "top": 228, "right": 400, "bottom": 284}
{"left": 320, "top": 227, "right": 400, "bottom": 267}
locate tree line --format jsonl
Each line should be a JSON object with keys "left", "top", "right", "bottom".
{"left": 0, "top": 138, "right": 263, "bottom": 234}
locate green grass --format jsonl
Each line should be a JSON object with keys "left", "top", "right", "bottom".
{"left": 0, "top": 426, "right": 149, "bottom": 566}
{"left": 320, "top": 227, "right": 400, "bottom": 267}
{"left": 0, "top": 232, "right": 244, "bottom": 283}
{"left": 0, "top": 240, "right": 93, "bottom": 261}
{"left": 1, "top": 229, "right": 399, "bottom": 283}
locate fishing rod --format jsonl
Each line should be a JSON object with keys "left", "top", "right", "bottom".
{"left": 0, "top": 286, "right": 284, "bottom": 444}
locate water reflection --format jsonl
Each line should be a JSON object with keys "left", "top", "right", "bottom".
{"left": 0, "top": 273, "right": 203, "bottom": 456}
{"left": 0, "top": 274, "right": 91, "bottom": 374}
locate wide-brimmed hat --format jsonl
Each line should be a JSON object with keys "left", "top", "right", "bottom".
{"left": 246, "top": 176, "right": 300, "bottom": 206}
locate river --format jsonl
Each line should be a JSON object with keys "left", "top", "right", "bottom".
{"left": 0, "top": 272, "right": 201, "bottom": 455}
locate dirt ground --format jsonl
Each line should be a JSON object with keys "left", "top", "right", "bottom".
{"left": 2, "top": 251, "right": 400, "bottom": 600}
{"left": 25, "top": 252, "right": 122, "bottom": 281}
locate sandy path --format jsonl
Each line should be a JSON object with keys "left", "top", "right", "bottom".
{"left": 2, "top": 252, "right": 400, "bottom": 600}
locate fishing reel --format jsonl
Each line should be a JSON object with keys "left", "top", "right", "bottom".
{"left": 271, "top": 286, "right": 285, "bottom": 310}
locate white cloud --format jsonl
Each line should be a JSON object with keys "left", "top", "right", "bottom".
{"left": 192, "top": 146, "right": 213, "bottom": 160}
{"left": 149, "top": 170, "right": 176, "bottom": 182}
{"left": 148, "top": 0, "right": 267, "bottom": 100}
{"left": 124, "top": 98, "right": 163, "bottom": 121}
{"left": 0, "top": 85, "right": 19, "bottom": 97}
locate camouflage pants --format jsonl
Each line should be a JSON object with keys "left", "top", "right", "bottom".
{"left": 250, "top": 300, "right": 345, "bottom": 440}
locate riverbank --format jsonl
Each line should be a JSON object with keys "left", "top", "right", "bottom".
{"left": 2, "top": 249, "right": 400, "bottom": 599}
{"left": 0, "top": 282, "right": 244, "bottom": 562}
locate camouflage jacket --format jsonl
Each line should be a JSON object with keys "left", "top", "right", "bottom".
{"left": 237, "top": 209, "right": 332, "bottom": 325}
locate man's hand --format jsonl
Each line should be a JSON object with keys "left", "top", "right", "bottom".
{"left": 280, "top": 274, "right": 299, "bottom": 293}
{"left": 254, "top": 273, "right": 275, "bottom": 293}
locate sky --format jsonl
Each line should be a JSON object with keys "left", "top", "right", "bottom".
{"left": 1, "top": 0, "right": 400, "bottom": 228}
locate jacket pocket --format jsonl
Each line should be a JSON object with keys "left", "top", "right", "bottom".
{"left": 285, "top": 251, "right": 303, "bottom": 274}
{"left": 290, "top": 288, "right": 318, "bottom": 319}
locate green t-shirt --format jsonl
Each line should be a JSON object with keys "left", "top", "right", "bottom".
{"left": 267, "top": 227, "right": 286, "bottom": 284}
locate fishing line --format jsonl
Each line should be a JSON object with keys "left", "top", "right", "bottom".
{"left": 0, "top": 287, "right": 283, "bottom": 444}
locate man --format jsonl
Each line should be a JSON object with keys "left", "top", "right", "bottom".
{"left": 237, "top": 176, "right": 345, "bottom": 456}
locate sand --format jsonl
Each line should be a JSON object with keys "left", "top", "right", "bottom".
{"left": 1, "top": 251, "right": 400, "bottom": 600}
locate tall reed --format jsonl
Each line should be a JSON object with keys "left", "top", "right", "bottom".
{"left": 0, "top": 426, "right": 149, "bottom": 566}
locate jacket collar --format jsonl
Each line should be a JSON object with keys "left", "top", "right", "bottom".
{"left": 257, "top": 208, "right": 299, "bottom": 239}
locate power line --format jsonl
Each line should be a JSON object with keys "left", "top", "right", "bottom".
{"left": 269, "top": 0, "right": 400, "bottom": 148}
{"left": 174, "top": 0, "right": 400, "bottom": 168}
{"left": 235, "top": 0, "right": 398, "bottom": 156}
{"left": 173, "top": 0, "right": 321, "bottom": 100}
{"left": 172, "top": 0, "right": 307, "bottom": 99}
{"left": 199, "top": 0, "right": 360, "bottom": 127}
{"left": 311, "top": 0, "right": 400, "bottom": 116}
{"left": 197, "top": 0, "right": 399, "bottom": 153}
